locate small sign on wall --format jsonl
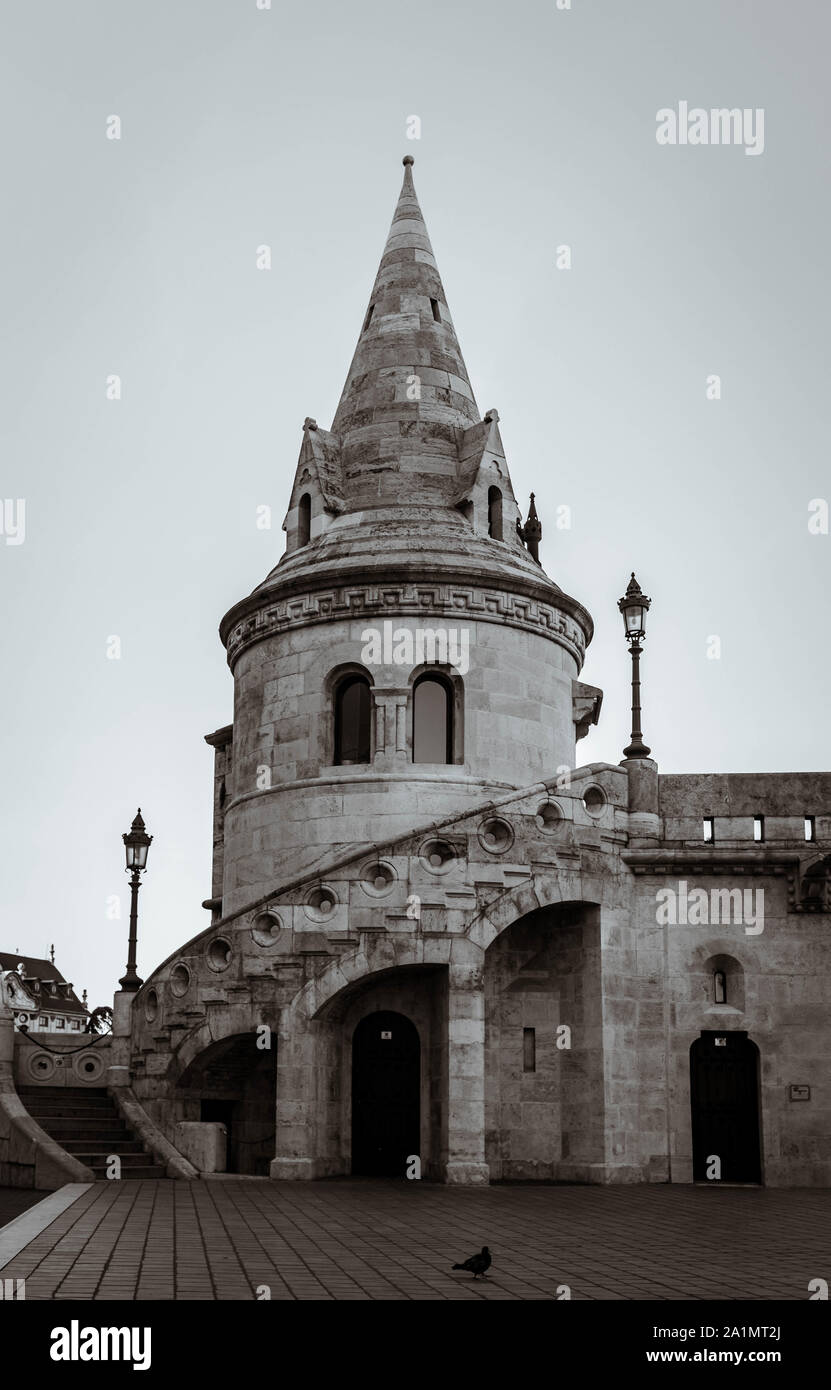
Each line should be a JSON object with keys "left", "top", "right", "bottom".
{"left": 789, "top": 1084, "right": 811, "bottom": 1102}
{"left": 381, "top": 1030, "right": 392, "bottom": 1040}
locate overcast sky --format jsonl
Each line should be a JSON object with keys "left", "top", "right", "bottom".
{"left": 1, "top": 0, "right": 828, "bottom": 1009}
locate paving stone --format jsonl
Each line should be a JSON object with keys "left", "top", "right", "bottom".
{"left": 1, "top": 1178, "right": 828, "bottom": 1300}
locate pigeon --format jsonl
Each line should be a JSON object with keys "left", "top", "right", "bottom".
{"left": 452, "top": 1246, "right": 492, "bottom": 1278}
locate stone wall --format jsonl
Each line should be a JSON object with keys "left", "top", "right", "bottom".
{"left": 626, "top": 867, "right": 831, "bottom": 1186}
{"left": 13, "top": 1030, "right": 111, "bottom": 1089}
{"left": 122, "top": 755, "right": 830, "bottom": 1186}
{"left": 659, "top": 772, "right": 831, "bottom": 843}
{"left": 220, "top": 611, "right": 582, "bottom": 914}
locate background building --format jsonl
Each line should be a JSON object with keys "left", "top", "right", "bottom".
{"left": 0, "top": 951, "right": 89, "bottom": 1034}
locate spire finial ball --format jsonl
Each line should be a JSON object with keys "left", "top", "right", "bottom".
{"left": 402, "top": 155, "right": 414, "bottom": 166}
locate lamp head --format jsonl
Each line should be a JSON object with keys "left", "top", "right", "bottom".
{"left": 618, "top": 572, "right": 651, "bottom": 641}
{"left": 123, "top": 808, "right": 152, "bottom": 871}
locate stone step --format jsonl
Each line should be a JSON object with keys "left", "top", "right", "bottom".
{"left": 24, "top": 1109, "right": 122, "bottom": 1125}
{"left": 17, "top": 1084, "right": 110, "bottom": 1095}
{"left": 19, "top": 1085, "right": 112, "bottom": 1095}
{"left": 85, "top": 1158, "right": 168, "bottom": 1178}
{"left": 21, "top": 1101, "right": 116, "bottom": 1114}
{"left": 74, "top": 1150, "right": 155, "bottom": 1165}
{"left": 61, "top": 1139, "right": 145, "bottom": 1155}
{"left": 26, "top": 1104, "right": 120, "bottom": 1118}
{"left": 93, "top": 1168, "right": 168, "bottom": 1180}
{"left": 24, "top": 1104, "right": 122, "bottom": 1118}
{"left": 29, "top": 1114, "right": 126, "bottom": 1130}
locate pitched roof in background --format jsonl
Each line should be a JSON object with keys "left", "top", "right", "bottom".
{"left": 0, "top": 952, "right": 88, "bottom": 1016}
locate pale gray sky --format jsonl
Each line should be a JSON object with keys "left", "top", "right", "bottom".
{"left": 2, "top": 0, "right": 828, "bottom": 1009}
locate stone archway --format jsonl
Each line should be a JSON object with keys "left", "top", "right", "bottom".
{"left": 465, "top": 869, "right": 606, "bottom": 952}
{"left": 273, "top": 938, "right": 486, "bottom": 1183}
{"left": 177, "top": 1032, "right": 276, "bottom": 1175}
{"left": 483, "top": 899, "right": 605, "bottom": 1181}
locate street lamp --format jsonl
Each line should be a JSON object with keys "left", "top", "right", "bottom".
{"left": 618, "top": 573, "right": 652, "bottom": 760}
{"left": 120, "top": 808, "right": 152, "bottom": 992}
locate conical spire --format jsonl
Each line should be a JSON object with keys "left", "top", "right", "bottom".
{"left": 332, "top": 157, "right": 481, "bottom": 508}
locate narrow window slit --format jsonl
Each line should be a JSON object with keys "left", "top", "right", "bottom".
{"left": 297, "top": 493, "right": 311, "bottom": 548}
{"left": 487, "top": 486, "right": 503, "bottom": 541}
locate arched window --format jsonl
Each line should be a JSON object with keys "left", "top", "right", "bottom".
{"left": 297, "top": 493, "right": 311, "bottom": 547}
{"left": 488, "top": 486, "right": 503, "bottom": 541}
{"left": 413, "top": 674, "right": 452, "bottom": 764}
{"left": 334, "top": 675, "right": 371, "bottom": 765}
{"left": 704, "top": 953, "right": 745, "bottom": 1013}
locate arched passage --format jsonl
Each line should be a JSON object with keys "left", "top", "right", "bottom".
{"left": 351, "top": 1010, "right": 420, "bottom": 1177}
{"left": 483, "top": 900, "right": 605, "bottom": 1181}
{"left": 690, "top": 1031, "right": 761, "bottom": 1183}
{"left": 177, "top": 1032, "right": 277, "bottom": 1176}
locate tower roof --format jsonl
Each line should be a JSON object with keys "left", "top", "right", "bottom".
{"left": 331, "top": 156, "right": 480, "bottom": 508}
{"left": 219, "top": 159, "right": 595, "bottom": 665}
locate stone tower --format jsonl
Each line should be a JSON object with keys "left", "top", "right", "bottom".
{"left": 215, "top": 157, "right": 597, "bottom": 919}
{"left": 116, "top": 158, "right": 831, "bottom": 1191}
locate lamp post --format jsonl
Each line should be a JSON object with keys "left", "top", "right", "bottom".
{"left": 120, "top": 809, "right": 152, "bottom": 993}
{"left": 618, "top": 573, "right": 652, "bottom": 760}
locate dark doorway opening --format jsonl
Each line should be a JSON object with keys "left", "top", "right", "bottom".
{"left": 351, "top": 1010, "right": 420, "bottom": 1177}
{"left": 179, "top": 1034, "right": 277, "bottom": 1175}
{"left": 690, "top": 1031, "right": 761, "bottom": 1183}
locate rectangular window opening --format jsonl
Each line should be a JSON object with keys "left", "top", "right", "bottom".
{"left": 703, "top": 817, "right": 714, "bottom": 843}
{"left": 753, "top": 815, "right": 765, "bottom": 843}
{"left": 363, "top": 303, "right": 374, "bottom": 332}
{"left": 430, "top": 297, "right": 441, "bottom": 322}
{"left": 523, "top": 1027, "right": 536, "bottom": 1073}
{"left": 805, "top": 815, "right": 816, "bottom": 842}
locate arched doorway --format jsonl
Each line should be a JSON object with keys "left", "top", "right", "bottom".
{"left": 483, "top": 900, "right": 604, "bottom": 1181}
{"left": 690, "top": 1031, "right": 761, "bottom": 1183}
{"left": 177, "top": 1033, "right": 277, "bottom": 1176}
{"left": 351, "top": 1011, "right": 420, "bottom": 1177}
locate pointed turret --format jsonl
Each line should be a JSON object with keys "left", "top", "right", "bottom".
{"left": 222, "top": 159, "right": 594, "bottom": 678}
{"left": 521, "top": 493, "right": 542, "bottom": 563}
{"left": 332, "top": 156, "right": 480, "bottom": 508}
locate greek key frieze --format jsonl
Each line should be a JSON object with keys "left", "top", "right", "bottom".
{"left": 227, "top": 583, "right": 587, "bottom": 663}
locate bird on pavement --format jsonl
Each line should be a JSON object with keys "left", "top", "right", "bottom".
{"left": 452, "top": 1246, "right": 492, "bottom": 1278}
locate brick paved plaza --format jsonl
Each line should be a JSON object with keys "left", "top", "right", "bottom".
{"left": 0, "top": 1180, "right": 827, "bottom": 1301}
